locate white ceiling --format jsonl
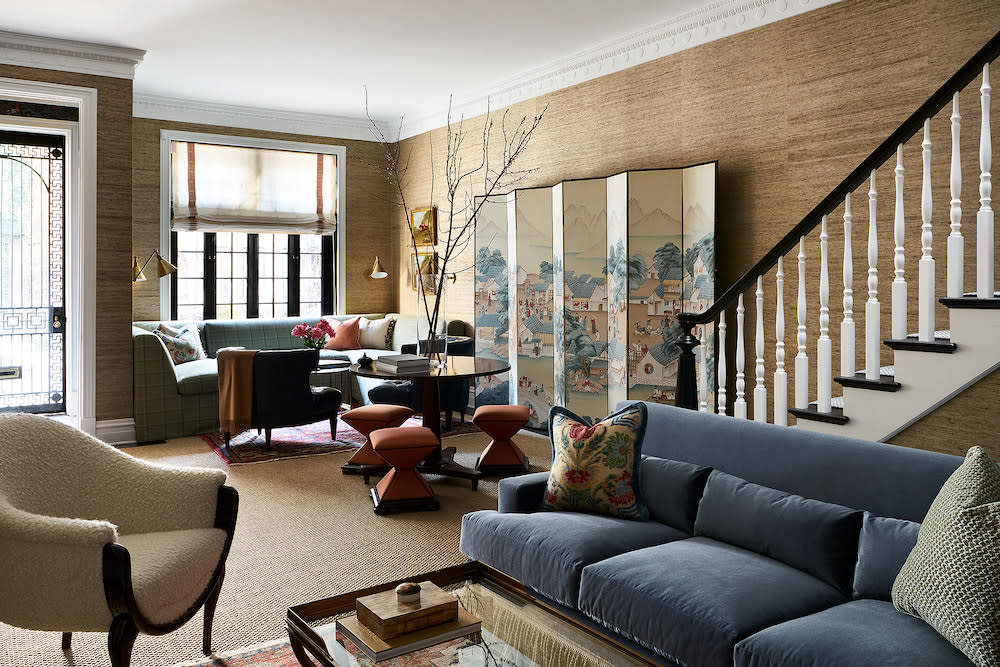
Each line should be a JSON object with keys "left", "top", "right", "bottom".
{"left": 0, "top": 0, "right": 839, "bottom": 139}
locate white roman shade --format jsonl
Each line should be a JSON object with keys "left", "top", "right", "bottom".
{"left": 170, "top": 141, "right": 338, "bottom": 235}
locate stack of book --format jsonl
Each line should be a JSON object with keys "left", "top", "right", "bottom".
{"left": 375, "top": 353, "right": 431, "bottom": 375}
{"left": 335, "top": 581, "right": 481, "bottom": 661}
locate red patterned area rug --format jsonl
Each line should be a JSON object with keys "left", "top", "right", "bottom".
{"left": 198, "top": 414, "right": 480, "bottom": 465}
{"left": 166, "top": 639, "right": 297, "bottom": 667}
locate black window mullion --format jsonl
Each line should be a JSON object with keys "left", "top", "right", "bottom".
{"left": 288, "top": 235, "right": 300, "bottom": 317}
{"left": 204, "top": 232, "right": 217, "bottom": 320}
{"left": 247, "top": 234, "right": 259, "bottom": 318}
{"left": 321, "top": 234, "right": 334, "bottom": 315}
{"left": 169, "top": 230, "right": 178, "bottom": 320}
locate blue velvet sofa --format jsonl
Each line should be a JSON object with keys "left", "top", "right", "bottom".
{"left": 460, "top": 401, "right": 971, "bottom": 666}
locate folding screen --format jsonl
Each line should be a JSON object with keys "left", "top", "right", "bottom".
{"left": 508, "top": 188, "right": 555, "bottom": 428}
{"left": 553, "top": 179, "right": 609, "bottom": 424}
{"left": 474, "top": 163, "right": 716, "bottom": 422}
{"left": 472, "top": 195, "right": 511, "bottom": 406}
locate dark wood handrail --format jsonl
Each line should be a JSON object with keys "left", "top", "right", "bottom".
{"left": 682, "top": 30, "right": 1000, "bottom": 327}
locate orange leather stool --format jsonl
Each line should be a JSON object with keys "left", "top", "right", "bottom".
{"left": 473, "top": 404, "right": 531, "bottom": 476}
{"left": 340, "top": 404, "right": 414, "bottom": 483}
{"left": 370, "top": 426, "right": 440, "bottom": 515}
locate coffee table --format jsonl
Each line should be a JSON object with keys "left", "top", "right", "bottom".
{"left": 286, "top": 561, "right": 654, "bottom": 666}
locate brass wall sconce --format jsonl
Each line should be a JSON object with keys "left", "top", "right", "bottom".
{"left": 132, "top": 250, "right": 177, "bottom": 283}
{"left": 369, "top": 256, "right": 388, "bottom": 280}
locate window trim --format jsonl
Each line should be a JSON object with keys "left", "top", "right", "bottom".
{"left": 159, "top": 130, "right": 346, "bottom": 319}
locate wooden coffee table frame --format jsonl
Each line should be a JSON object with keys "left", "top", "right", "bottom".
{"left": 285, "top": 560, "right": 655, "bottom": 666}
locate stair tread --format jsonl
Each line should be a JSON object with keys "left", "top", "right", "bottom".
{"left": 789, "top": 402, "right": 848, "bottom": 425}
{"left": 941, "top": 295, "right": 1000, "bottom": 309}
{"left": 884, "top": 337, "right": 957, "bottom": 353}
{"left": 835, "top": 372, "right": 901, "bottom": 391}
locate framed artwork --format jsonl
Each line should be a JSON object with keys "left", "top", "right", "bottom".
{"left": 413, "top": 252, "right": 438, "bottom": 293}
{"left": 411, "top": 207, "right": 437, "bottom": 246}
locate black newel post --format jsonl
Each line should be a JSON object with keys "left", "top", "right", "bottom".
{"left": 674, "top": 313, "right": 700, "bottom": 410}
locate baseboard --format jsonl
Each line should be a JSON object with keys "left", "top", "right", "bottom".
{"left": 96, "top": 418, "right": 136, "bottom": 446}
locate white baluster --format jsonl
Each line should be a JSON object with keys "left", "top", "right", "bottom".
{"left": 948, "top": 92, "right": 963, "bottom": 298}
{"left": 818, "top": 216, "right": 832, "bottom": 412}
{"left": 892, "top": 145, "right": 907, "bottom": 339}
{"left": 717, "top": 312, "right": 727, "bottom": 415}
{"left": 978, "top": 63, "right": 994, "bottom": 298}
{"left": 774, "top": 257, "right": 787, "bottom": 426}
{"left": 919, "top": 119, "right": 935, "bottom": 341}
{"left": 866, "top": 170, "right": 880, "bottom": 380}
{"left": 795, "top": 238, "right": 809, "bottom": 409}
{"left": 754, "top": 277, "right": 767, "bottom": 422}
{"left": 842, "top": 193, "right": 855, "bottom": 376}
{"left": 699, "top": 335, "right": 708, "bottom": 413}
{"left": 735, "top": 294, "right": 747, "bottom": 420}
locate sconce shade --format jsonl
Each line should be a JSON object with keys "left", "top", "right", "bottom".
{"left": 156, "top": 256, "right": 178, "bottom": 278}
{"left": 370, "top": 256, "right": 388, "bottom": 280}
{"left": 132, "top": 250, "right": 175, "bottom": 283}
{"left": 132, "top": 257, "right": 147, "bottom": 282}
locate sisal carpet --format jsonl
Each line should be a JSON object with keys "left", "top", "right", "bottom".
{"left": 0, "top": 429, "right": 551, "bottom": 667}
{"left": 199, "top": 414, "right": 481, "bottom": 465}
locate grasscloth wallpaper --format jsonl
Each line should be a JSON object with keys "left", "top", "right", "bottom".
{"left": 131, "top": 119, "right": 396, "bottom": 322}
{"left": 394, "top": 0, "right": 997, "bottom": 454}
{"left": 0, "top": 64, "right": 133, "bottom": 421}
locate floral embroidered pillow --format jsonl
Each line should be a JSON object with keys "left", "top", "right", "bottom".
{"left": 154, "top": 323, "right": 205, "bottom": 365}
{"left": 544, "top": 403, "right": 649, "bottom": 521}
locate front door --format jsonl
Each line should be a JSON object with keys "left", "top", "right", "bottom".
{"left": 0, "top": 130, "right": 66, "bottom": 413}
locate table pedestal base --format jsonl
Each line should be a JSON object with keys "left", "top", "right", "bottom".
{"left": 341, "top": 462, "right": 391, "bottom": 484}
{"left": 417, "top": 446, "right": 483, "bottom": 491}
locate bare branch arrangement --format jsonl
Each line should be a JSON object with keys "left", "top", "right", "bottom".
{"left": 366, "top": 94, "right": 545, "bottom": 361}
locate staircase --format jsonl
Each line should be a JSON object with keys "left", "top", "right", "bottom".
{"left": 675, "top": 31, "right": 1000, "bottom": 443}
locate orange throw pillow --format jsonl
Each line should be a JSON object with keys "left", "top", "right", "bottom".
{"left": 324, "top": 317, "right": 361, "bottom": 350}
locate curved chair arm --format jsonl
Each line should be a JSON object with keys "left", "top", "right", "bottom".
{"left": 91, "top": 456, "right": 227, "bottom": 535}
{"left": 0, "top": 501, "right": 116, "bottom": 632}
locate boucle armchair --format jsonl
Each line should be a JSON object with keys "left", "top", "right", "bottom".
{"left": 0, "top": 413, "right": 238, "bottom": 667}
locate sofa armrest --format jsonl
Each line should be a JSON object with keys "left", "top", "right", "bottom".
{"left": 497, "top": 471, "right": 550, "bottom": 513}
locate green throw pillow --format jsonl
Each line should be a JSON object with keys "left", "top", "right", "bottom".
{"left": 892, "top": 446, "right": 1000, "bottom": 665}
{"left": 543, "top": 403, "right": 648, "bottom": 521}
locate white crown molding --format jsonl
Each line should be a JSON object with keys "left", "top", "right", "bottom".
{"left": 0, "top": 30, "right": 144, "bottom": 80}
{"left": 134, "top": 93, "right": 392, "bottom": 142}
{"left": 397, "top": 0, "right": 842, "bottom": 139}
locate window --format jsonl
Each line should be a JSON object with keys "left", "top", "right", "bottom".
{"left": 170, "top": 230, "right": 335, "bottom": 320}
{"left": 162, "top": 132, "right": 345, "bottom": 320}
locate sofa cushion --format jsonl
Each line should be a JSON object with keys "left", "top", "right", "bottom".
{"left": 578, "top": 537, "right": 846, "bottom": 666}
{"left": 174, "top": 358, "right": 219, "bottom": 396}
{"left": 324, "top": 316, "right": 361, "bottom": 350}
{"left": 892, "top": 446, "right": 1000, "bottom": 666}
{"left": 544, "top": 403, "right": 649, "bottom": 521}
{"left": 694, "top": 470, "right": 862, "bottom": 594}
{"left": 853, "top": 513, "right": 920, "bottom": 600}
{"left": 118, "top": 527, "right": 227, "bottom": 626}
{"left": 459, "top": 509, "right": 685, "bottom": 608}
{"left": 360, "top": 316, "right": 396, "bottom": 350}
{"left": 640, "top": 456, "right": 711, "bottom": 533}
{"left": 734, "top": 599, "right": 971, "bottom": 667}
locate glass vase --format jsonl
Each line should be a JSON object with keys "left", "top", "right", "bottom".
{"left": 416, "top": 273, "right": 448, "bottom": 367}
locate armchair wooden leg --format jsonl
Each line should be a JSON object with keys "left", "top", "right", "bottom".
{"left": 445, "top": 410, "right": 453, "bottom": 432}
{"left": 108, "top": 615, "right": 138, "bottom": 667}
{"left": 330, "top": 417, "right": 337, "bottom": 442}
{"left": 61, "top": 632, "right": 71, "bottom": 651}
{"left": 224, "top": 432, "right": 231, "bottom": 450}
{"left": 265, "top": 428, "right": 272, "bottom": 450}
{"left": 202, "top": 566, "right": 225, "bottom": 655}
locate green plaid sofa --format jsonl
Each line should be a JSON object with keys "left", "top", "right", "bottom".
{"left": 132, "top": 314, "right": 423, "bottom": 443}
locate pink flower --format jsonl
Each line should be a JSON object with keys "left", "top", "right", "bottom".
{"left": 318, "top": 319, "right": 335, "bottom": 335}
{"left": 310, "top": 327, "right": 324, "bottom": 339}
{"left": 567, "top": 423, "right": 598, "bottom": 442}
{"left": 291, "top": 323, "right": 310, "bottom": 337}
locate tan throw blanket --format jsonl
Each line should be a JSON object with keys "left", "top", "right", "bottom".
{"left": 218, "top": 349, "right": 257, "bottom": 435}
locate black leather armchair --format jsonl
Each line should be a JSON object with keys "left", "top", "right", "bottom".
{"left": 367, "top": 337, "right": 473, "bottom": 431}
{"left": 246, "top": 349, "right": 342, "bottom": 448}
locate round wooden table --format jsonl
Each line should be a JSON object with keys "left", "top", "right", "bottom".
{"left": 350, "top": 356, "right": 510, "bottom": 488}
